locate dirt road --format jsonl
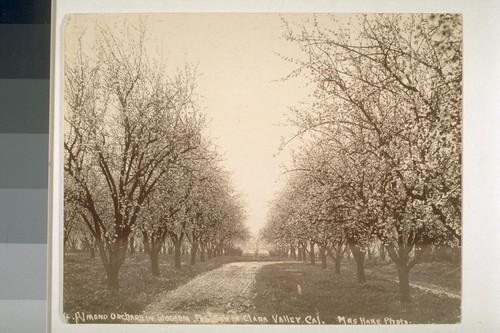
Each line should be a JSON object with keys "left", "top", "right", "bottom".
{"left": 365, "top": 268, "right": 461, "bottom": 299}
{"left": 406, "top": 280, "right": 460, "bottom": 299}
{"left": 145, "top": 261, "right": 282, "bottom": 315}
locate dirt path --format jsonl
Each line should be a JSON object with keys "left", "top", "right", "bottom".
{"left": 365, "top": 268, "right": 461, "bottom": 299}
{"left": 406, "top": 281, "right": 460, "bottom": 299}
{"left": 145, "top": 261, "right": 283, "bottom": 315}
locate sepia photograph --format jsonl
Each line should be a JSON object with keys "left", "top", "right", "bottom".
{"left": 62, "top": 13, "right": 462, "bottom": 325}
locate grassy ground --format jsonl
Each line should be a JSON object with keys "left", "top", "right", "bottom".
{"left": 64, "top": 252, "right": 460, "bottom": 325}
{"left": 251, "top": 259, "right": 461, "bottom": 324}
{"left": 63, "top": 251, "right": 245, "bottom": 322}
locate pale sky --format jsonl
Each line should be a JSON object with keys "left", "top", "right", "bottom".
{"left": 65, "top": 13, "right": 316, "bottom": 234}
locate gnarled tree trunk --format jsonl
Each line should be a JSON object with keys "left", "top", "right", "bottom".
{"left": 386, "top": 244, "right": 426, "bottom": 303}
{"left": 95, "top": 233, "right": 129, "bottom": 290}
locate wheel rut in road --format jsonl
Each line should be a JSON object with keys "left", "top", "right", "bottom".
{"left": 145, "top": 261, "right": 283, "bottom": 315}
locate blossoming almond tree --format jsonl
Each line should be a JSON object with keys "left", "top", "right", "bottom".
{"left": 64, "top": 22, "right": 203, "bottom": 289}
{"left": 279, "top": 13, "right": 462, "bottom": 302}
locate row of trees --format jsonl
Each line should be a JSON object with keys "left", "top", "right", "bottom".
{"left": 64, "top": 22, "right": 249, "bottom": 290}
{"left": 263, "top": 14, "right": 462, "bottom": 302}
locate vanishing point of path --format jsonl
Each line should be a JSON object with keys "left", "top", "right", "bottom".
{"left": 145, "top": 261, "right": 282, "bottom": 316}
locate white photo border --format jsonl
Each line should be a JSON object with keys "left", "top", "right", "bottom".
{"left": 48, "top": 0, "right": 500, "bottom": 332}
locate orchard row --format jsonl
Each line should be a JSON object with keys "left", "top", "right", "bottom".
{"left": 262, "top": 14, "right": 462, "bottom": 303}
{"left": 64, "top": 22, "right": 249, "bottom": 289}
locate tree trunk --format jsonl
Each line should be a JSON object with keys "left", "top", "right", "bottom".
{"left": 190, "top": 242, "right": 198, "bottom": 266}
{"left": 207, "top": 246, "right": 212, "bottom": 259}
{"left": 90, "top": 244, "right": 95, "bottom": 259}
{"left": 174, "top": 241, "right": 182, "bottom": 269}
{"left": 355, "top": 257, "right": 366, "bottom": 283}
{"left": 200, "top": 241, "right": 206, "bottom": 262}
{"left": 298, "top": 247, "right": 302, "bottom": 261}
{"left": 398, "top": 265, "right": 411, "bottom": 303}
{"left": 101, "top": 254, "right": 121, "bottom": 290}
{"left": 379, "top": 245, "right": 386, "bottom": 261}
{"left": 96, "top": 234, "right": 129, "bottom": 290}
{"left": 320, "top": 247, "right": 327, "bottom": 269}
{"left": 386, "top": 243, "right": 426, "bottom": 303}
{"left": 334, "top": 256, "right": 341, "bottom": 275}
{"left": 309, "top": 241, "right": 315, "bottom": 265}
{"left": 349, "top": 244, "right": 366, "bottom": 284}
{"left": 168, "top": 246, "right": 173, "bottom": 255}
{"left": 129, "top": 236, "right": 135, "bottom": 254}
{"left": 290, "top": 245, "right": 296, "bottom": 259}
{"left": 150, "top": 249, "right": 160, "bottom": 276}
{"left": 106, "top": 266, "right": 120, "bottom": 290}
